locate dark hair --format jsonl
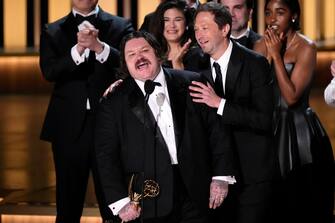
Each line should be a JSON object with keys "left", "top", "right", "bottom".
{"left": 119, "top": 31, "right": 164, "bottom": 76}
{"left": 246, "top": 0, "right": 255, "bottom": 9}
{"left": 218, "top": 0, "right": 254, "bottom": 9}
{"left": 150, "top": 0, "right": 192, "bottom": 55}
{"left": 195, "top": 2, "right": 232, "bottom": 37}
{"left": 265, "top": 0, "right": 301, "bottom": 30}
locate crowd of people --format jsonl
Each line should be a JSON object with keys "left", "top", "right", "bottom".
{"left": 39, "top": 0, "right": 334, "bottom": 223}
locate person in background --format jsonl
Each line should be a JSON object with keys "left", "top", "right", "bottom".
{"left": 254, "top": 0, "right": 334, "bottom": 222}
{"left": 95, "top": 31, "right": 235, "bottom": 223}
{"left": 150, "top": 0, "right": 206, "bottom": 72}
{"left": 140, "top": 0, "right": 200, "bottom": 33}
{"left": 39, "top": 0, "right": 133, "bottom": 222}
{"left": 324, "top": 60, "right": 335, "bottom": 106}
{"left": 219, "top": 0, "right": 260, "bottom": 49}
{"left": 191, "top": 2, "right": 276, "bottom": 223}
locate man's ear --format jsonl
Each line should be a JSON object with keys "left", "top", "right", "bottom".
{"left": 221, "top": 23, "right": 231, "bottom": 38}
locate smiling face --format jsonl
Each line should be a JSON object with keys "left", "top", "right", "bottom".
{"left": 194, "top": 11, "right": 229, "bottom": 60}
{"left": 265, "top": 0, "right": 294, "bottom": 35}
{"left": 163, "top": 8, "right": 186, "bottom": 44}
{"left": 221, "top": 0, "right": 251, "bottom": 36}
{"left": 72, "top": 0, "right": 98, "bottom": 14}
{"left": 124, "top": 38, "right": 161, "bottom": 81}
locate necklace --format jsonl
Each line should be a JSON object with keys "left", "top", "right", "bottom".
{"left": 286, "top": 32, "right": 297, "bottom": 50}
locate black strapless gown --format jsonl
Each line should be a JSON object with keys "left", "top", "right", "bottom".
{"left": 273, "top": 64, "right": 334, "bottom": 223}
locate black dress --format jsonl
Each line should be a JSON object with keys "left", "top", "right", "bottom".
{"left": 273, "top": 63, "right": 334, "bottom": 223}
{"left": 162, "top": 46, "right": 209, "bottom": 73}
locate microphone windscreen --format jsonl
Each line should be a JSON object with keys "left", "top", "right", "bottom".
{"left": 156, "top": 93, "right": 165, "bottom": 107}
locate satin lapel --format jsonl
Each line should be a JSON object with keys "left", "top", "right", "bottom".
{"left": 164, "top": 69, "right": 186, "bottom": 149}
{"left": 225, "top": 43, "right": 243, "bottom": 99}
{"left": 95, "top": 9, "right": 112, "bottom": 42}
{"left": 60, "top": 13, "right": 78, "bottom": 46}
{"left": 128, "top": 79, "right": 155, "bottom": 130}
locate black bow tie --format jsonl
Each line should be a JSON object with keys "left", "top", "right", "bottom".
{"left": 75, "top": 14, "right": 97, "bottom": 25}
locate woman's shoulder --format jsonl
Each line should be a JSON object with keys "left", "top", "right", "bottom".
{"left": 295, "top": 33, "right": 316, "bottom": 52}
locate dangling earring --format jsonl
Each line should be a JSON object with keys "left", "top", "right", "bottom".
{"left": 292, "top": 18, "right": 296, "bottom": 23}
{"left": 186, "top": 26, "right": 189, "bottom": 30}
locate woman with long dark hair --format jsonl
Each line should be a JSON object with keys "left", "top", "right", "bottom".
{"left": 150, "top": 0, "right": 206, "bottom": 72}
{"left": 254, "top": 0, "right": 334, "bottom": 222}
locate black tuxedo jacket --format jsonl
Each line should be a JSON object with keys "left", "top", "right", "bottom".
{"left": 201, "top": 42, "right": 276, "bottom": 184}
{"left": 233, "top": 29, "right": 261, "bottom": 49}
{"left": 39, "top": 9, "right": 133, "bottom": 143}
{"left": 94, "top": 68, "right": 234, "bottom": 218}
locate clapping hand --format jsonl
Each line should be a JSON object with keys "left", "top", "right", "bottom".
{"left": 331, "top": 60, "right": 335, "bottom": 77}
{"left": 170, "top": 38, "right": 192, "bottom": 70}
{"left": 77, "top": 22, "right": 104, "bottom": 54}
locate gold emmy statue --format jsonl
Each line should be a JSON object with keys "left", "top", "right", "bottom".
{"left": 121, "top": 174, "right": 160, "bottom": 222}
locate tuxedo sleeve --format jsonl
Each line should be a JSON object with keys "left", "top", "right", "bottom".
{"left": 39, "top": 24, "right": 80, "bottom": 82}
{"left": 94, "top": 96, "right": 128, "bottom": 204}
{"left": 196, "top": 75, "right": 236, "bottom": 177}
{"left": 222, "top": 56, "right": 274, "bottom": 132}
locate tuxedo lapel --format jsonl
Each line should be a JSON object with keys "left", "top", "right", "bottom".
{"left": 164, "top": 69, "right": 186, "bottom": 149}
{"left": 95, "top": 9, "right": 113, "bottom": 42}
{"left": 225, "top": 43, "right": 243, "bottom": 98}
{"left": 128, "top": 79, "right": 156, "bottom": 131}
{"left": 60, "top": 13, "right": 79, "bottom": 46}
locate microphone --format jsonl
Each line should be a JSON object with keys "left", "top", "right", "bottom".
{"left": 156, "top": 92, "right": 165, "bottom": 107}
{"left": 144, "top": 80, "right": 161, "bottom": 103}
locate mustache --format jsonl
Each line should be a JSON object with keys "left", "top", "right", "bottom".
{"left": 135, "top": 58, "right": 150, "bottom": 67}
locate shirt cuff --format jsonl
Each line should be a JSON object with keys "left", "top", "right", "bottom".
{"left": 212, "top": 176, "right": 236, "bottom": 184}
{"left": 71, "top": 44, "right": 86, "bottom": 65}
{"left": 109, "top": 197, "right": 131, "bottom": 215}
{"left": 216, "top": 98, "right": 226, "bottom": 115}
{"left": 95, "top": 42, "right": 110, "bottom": 63}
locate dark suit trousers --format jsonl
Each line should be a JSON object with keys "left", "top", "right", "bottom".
{"left": 128, "top": 166, "right": 209, "bottom": 223}
{"left": 210, "top": 181, "right": 274, "bottom": 223}
{"left": 52, "top": 111, "right": 113, "bottom": 223}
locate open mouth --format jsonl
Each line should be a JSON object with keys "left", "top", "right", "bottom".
{"left": 268, "top": 24, "right": 279, "bottom": 30}
{"left": 135, "top": 59, "right": 150, "bottom": 70}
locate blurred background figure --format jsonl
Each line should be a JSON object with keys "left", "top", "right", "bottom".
{"left": 254, "top": 0, "right": 334, "bottom": 222}
{"left": 219, "top": 0, "right": 260, "bottom": 49}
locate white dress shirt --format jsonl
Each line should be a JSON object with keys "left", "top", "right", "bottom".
{"left": 230, "top": 27, "right": 250, "bottom": 40}
{"left": 210, "top": 40, "right": 233, "bottom": 116}
{"left": 324, "top": 77, "right": 335, "bottom": 106}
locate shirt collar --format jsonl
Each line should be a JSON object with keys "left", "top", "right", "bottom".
{"left": 210, "top": 40, "right": 233, "bottom": 69}
{"left": 72, "top": 5, "right": 99, "bottom": 17}
{"left": 230, "top": 27, "right": 250, "bottom": 39}
{"left": 134, "top": 66, "right": 165, "bottom": 95}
